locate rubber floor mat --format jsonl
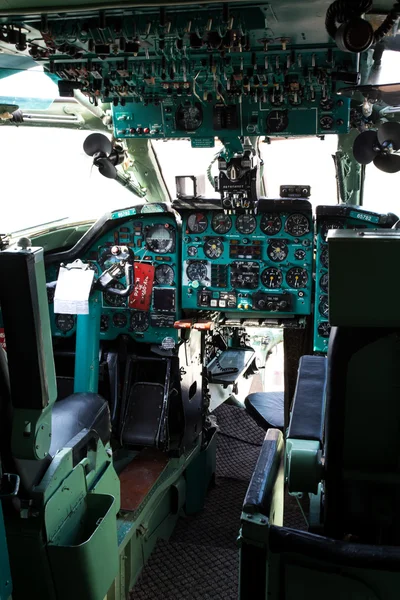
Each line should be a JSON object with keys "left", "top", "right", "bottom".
{"left": 131, "top": 403, "right": 299, "bottom": 599}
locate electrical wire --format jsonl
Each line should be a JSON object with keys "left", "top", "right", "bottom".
{"left": 325, "top": 0, "right": 373, "bottom": 39}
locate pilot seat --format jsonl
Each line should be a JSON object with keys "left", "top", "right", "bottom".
{"left": 0, "top": 240, "right": 119, "bottom": 600}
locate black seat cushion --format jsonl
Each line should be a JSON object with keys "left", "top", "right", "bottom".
{"left": 49, "top": 393, "right": 111, "bottom": 457}
{"left": 287, "top": 355, "right": 327, "bottom": 443}
{"left": 244, "top": 392, "right": 284, "bottom": 431}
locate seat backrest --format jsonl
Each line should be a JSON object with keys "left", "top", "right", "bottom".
{"left": 265, "top": 525, "right": 400, "bottom": 600}
{"left": 0, "top": 345, "right": 15, "bottom": 475}
{"left": 324, "top": 326, "right": 400, "bottom": 544}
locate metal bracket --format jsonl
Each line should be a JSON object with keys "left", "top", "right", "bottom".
{"left": 286, "top": 438, "right": 323, "bottom": 495}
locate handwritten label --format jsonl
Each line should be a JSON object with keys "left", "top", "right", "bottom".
{"left": 129, "top": 263, "right": 155, "bottom": 311}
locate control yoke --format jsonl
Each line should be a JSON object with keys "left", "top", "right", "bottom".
{"left": 48, "top": 245, "right": 135, "bottom": 298}
{"left": 95, "top": 245, "right": 134, "bottom": 296}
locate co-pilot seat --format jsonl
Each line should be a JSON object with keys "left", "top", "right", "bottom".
{"left": 0, "top": 240, "right": 111, "bottom": 493}
{"left": 239, "top": 229, "right": 400, "bottom": 599}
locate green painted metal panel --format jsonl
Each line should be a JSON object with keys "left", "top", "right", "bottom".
{"left": 74, "top": 291, "right": 102, "bottom": 394}
{"left": 48, "top": 493, "right": 118, "bottom": 600}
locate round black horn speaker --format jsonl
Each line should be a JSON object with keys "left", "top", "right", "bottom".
{"left": 335, "top": 17, "right": 374, "bottom": 53}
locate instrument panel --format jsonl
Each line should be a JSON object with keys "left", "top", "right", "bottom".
{"left": 313, "top": 205, "right": 397, "bottom": 354}
{"left": 47, "top": 207, "right": 181, "bottom": 347}
{"left": 180, "top": 199, "right": 313, "bottom": 316}
{"left": 2, "top": 8, "right": 359, "bottom": 141}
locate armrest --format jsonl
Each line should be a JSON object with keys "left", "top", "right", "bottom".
{"left": 287, "top": 355, "right": 327, "bottom": 443}
{"left": 243, "top": 428, "right": 284, "bottom": 516}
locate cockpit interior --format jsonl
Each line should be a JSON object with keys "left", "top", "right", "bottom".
{"left": 0, "top": 0, "right": 400, "bottom": 598}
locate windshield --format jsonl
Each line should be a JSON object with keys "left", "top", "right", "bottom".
{"left": 154, "top": 136, "right": 339, "bottom": 208}
{"left": 0, "top": 126, "right": 138, "bottom": 234}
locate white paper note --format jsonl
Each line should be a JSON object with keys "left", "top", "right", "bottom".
{"left": 54, "top": 266, "right": 94, "bottom": 315}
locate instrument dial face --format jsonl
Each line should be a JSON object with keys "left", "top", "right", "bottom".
{"left": 130, "top": 311, "right": 150, "bottom": 332}
{"left": 55, "top": 313, "right": 75, "bottom": 333}
{"left": 321, "top": 246, "right": 329, "bottom": 268}
{"left": 320, "top": 97, "right": 334, "bottom": 111}
{"left": 318, "top": 322, "right": 331, "bottom": 338}
{"left": 187, "top": 261, "right": 208, "bottom": 282}
{"left": 187, "top": 246, "right": 197, "bottom": 256}
{"left": 319, "top": 296, "right": 329, "bottom": 317}
{"left": 286, "top": 267, "right": 308, "bottom": 288}
{"left": 261, "top": 267, "right": 283, "bottom": 289}
{"left": 155, "top": 264, "right": 174, "bottom": 285}
{"left": 211, "top": 213, "right": 232, "bottom": 234}
{"left": 113, "top": 312, "right": 128, "bottom": 328}
{"left": 187, "top": 212, "right": 208, "bottom": 234}
{"left": 266, "top": 110, "right": 289, "bottom": 133}
{"left": 103, "top": 281, "right": 127, "bottom": 307}
{"left": 320, "top": 115, "right": 334, "bottom": 130}
{"left": 294, "top": 249, "right": 306, "bottom": 260}
{"left": 321, "top": 220, "right": 344, "bottom": 241}
{"left": 319, "top": 272, "right": 329, "bottom": 292}
{"left": 267, "top": 241, "right": 288, "bottom": 262}
{"left": 285, "top": 214, "right": 310, "bottom": 237}
{"left": 145, "top": 224, "right": 174, "bottom": 254}
{"left": 204, "top": 238, "right": 224, "bottom": 259}
{"left": 260, "top": 213, "right": 282, "bottom": 235}
{"left": 175, "top": 103, "right": 203, "bottom": 131}
{"left": 100, "top": 314, "right": 109, "bottom": 332}
{"left": 236, "top": 214, "right": 257, "bottom": 234}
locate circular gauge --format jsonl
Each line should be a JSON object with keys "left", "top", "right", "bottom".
{"left": 113, "top": 312, "right": 128, "bottom": 328}
{"left": 294, "top": 249, "right": 306, "bottom": 260}
{"left": 261, "top": 267, "right": 283, "bottom": 289}
{"left": 130, "top": 311, "right": 150, "bottom": 332}
{"left": 318, "top": 322, "right": 331, "bottom": 338}
{"left": 320, "top": 115, "right": 334, "bottom": 130}
{"left": 267, "top": 241, "right": 288, "bottom": 262}
{"left": 236, "top": 214, "right": 257, "bottom": 234}
{"left": 211, "top": 213, "right": 232, "bottom": 234}
{"left": 285, "top": 214, "right": 310, "bottom": 237}
{"left": 266, "top": 110, "right": 289, "bottom": 133}
{"left": 321, "top": 220, "right": 344, "bottom": 241}
{"left": 145, "top": 224, "right": 174, "bottom": 254}
{"left": 286, "top": 267, "right": 308, "bottom": 288}
{"left": 204, "top": 238, "right": 224, "bottom": 259}
{"left": 55, "top": 313, "right": 75, "bottom": 333}
{"left": 320, "top": 97, "right": 334, "bottom": 111}
{"left": 155, "top": 264, "right": 174, "bottom": 285}
{"left": 321, "top": 246, "right": 329, "bottom": 268}
{"left": 100, "top": 314, "right": 109, "bottom": 332}
{"left": 187, "top": 261, "right": 208, "bottom": 282}
{"left": 319, "top": 296, "right": 329, "bottom": 317}
{"left": 260, "top": 213, "right": 282, "bottom": 235}
{"left": 187, "top": 246, "right": 197, "bottom": 256}
{"left": 103, "top": 282, "right": 127, "bottom": 307}
{"left": 187, "top": 212, "right": 208, "bottom": 233}
{"left": 98, "top": 247, "right": 124, "bottom": 277}
{"left": 175, "top": 102, "right": 203, "bottom": 131}
{"left": 320, "top": 272, "right": 329, "bottom": 292}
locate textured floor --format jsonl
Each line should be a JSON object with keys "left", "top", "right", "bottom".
{"left": 131, "top": 403, "right": 306, "bottom": 599}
